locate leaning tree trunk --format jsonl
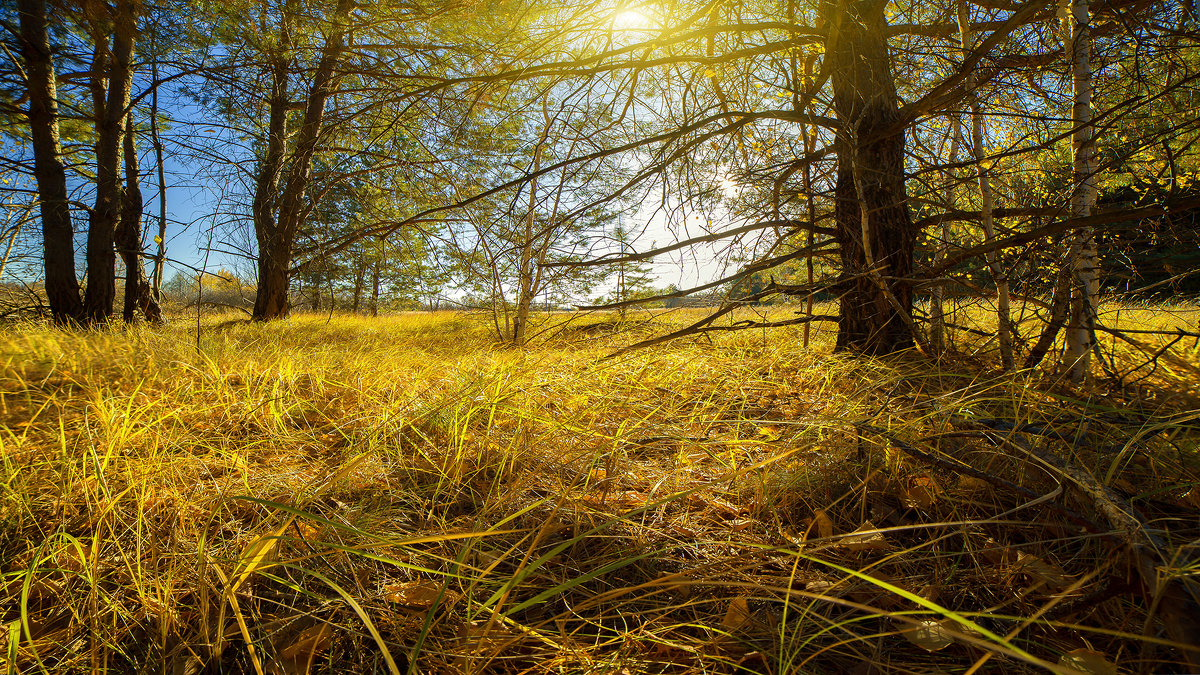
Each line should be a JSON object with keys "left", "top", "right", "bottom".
{"left": 824, "top": 0, "right": 918, "bottom": 355}
{"left": 1064, "top": 0, "right": 1098, "bottom": 383}
{"left": 253, "top": 0, "right": 353, "bottom": 321}
{"left": 83, "top": 0, "right": 136, "bottom": 325}
{"left": 17, "top": 0, "right": 83, "bottom": 324}
{"left": 116, "top": 126, "right": 161, "bottom": 323}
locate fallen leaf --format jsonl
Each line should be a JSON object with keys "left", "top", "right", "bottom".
{"left": 1015, "top": 552, "right": 1074, "bottom": 590}
{"left": 728, "top": 519, "right": 753, "bottom": 532}
{"left": 901, "top": 620, "right": 954, "bottom": 652}
{"left": 979, "top": 538, "right": 1016, "bottom": 566}
{"left": 455, "top": 620, "right": 523, "bottom": 660}
{"left": 384, "top": 580, "right": 457, "bottom": 608}
{"left": 957, "top": 475, "right": 990, "bottom": 492}
{"left": 276, "top": 624, "right": 333, "bottom": 675}
{"left": 806, "top": 579, "right": 840, "bottom": 596}
{"left": 850, "top": 571, "right": 901, "bottom": 609}
{"left": 293, "top": 522, "right": 320, "bottom": 541}
{"left": 689, "top": 494, "right": 741, "bottom": 518}
{"left": 668, "top": 524, "right": 698, "bottom": 538}
{"left": 582, "top": 490, "right": 647, "bottom": 509}
{"left": 840, "top": 522, "right": 888, "bottom": 552}
{"left": 812, "top": 509, "right": 834, "bottom": 539}
{"left": 885, "top": 446, "right": 908, "bottom": 468}
{"left": 904, "top": 474, "right": 940, "bottom": 509}
{"left": 721, "top": 596, "right": 752, "bottom": 631}
{"left": 1059, "top": 648, "right": 1118, "bottom": 674}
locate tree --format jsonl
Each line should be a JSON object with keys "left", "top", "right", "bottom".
{"left": 15, "top": 0, "right": 83, "bottom": 324}
{"left": 82, "top": 0, "right": 139, "bottom": 324}
{"left": 116, "top": 126, "right": 161, "bottom": 322}
{"left": 823, "top": 0, "right": 918, "bottom": 354}
{"left": 249, "top": 0, "right": 354, "bottom": 320}
{"left": 606, "top": 223, "right": 655, "bottom": 319}
{"left": 1063, "top": 0, "right": 1098, "bottom": 383}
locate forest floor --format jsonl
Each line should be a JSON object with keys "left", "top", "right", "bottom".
{"left": 1, "top": 303, "right": 1199, "bottom": 674}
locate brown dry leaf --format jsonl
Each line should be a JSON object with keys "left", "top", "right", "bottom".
{"left": 293, "top": 522, "right": 320, "bottom": 541}
{"left": 840, "top": 522, "right": 888, "bottom": 552}
{"left": 456, "top": 620, "right": 523, "bottom": 660}
{"left": 1059, "top": 648, "right": 1118, "bottom": 674}
{"left": 384, "top": 580, "right": 457, "bottom": 608}
{"left": 905, "top": 474, "right": 940, "bottom": 509}
{"left": 885, "top": 446, "right": 909, "bottom": 468}
{"left": 918, "top": 583, "right": 942, "bottom": 604}
{"left": 957, "top": 475, "right": 991, "bottom": 492}
{"left": 721, "top": 596, "right": 752, "bottom": 631}
{"left": 728, "top": 519, "right": 753, "bottom": 532}
{"left": 813, "top": 509, "right": 834, "bottom": 539}
{"left": 850, "top": 571, "right": 901, "bottom": 609}
{"left": 668, "top": 523, "right": 698, "bottom": 538}
{"left": 583, "top": 490, "right": 648, "bottom": 509}
{"left": 806, "top": 579, "right": 841, "bottom": 596}
{"left": 276, "top": 624, "right": 333, "bottom": 675}
{"left": 757, "top": 424, "right": 782, "bottom": 438}
{"left": 689, "top": 493, "right": 741, "bottom": 519}
{"left": 979, "top": 538, "right": 1016, "bottom": 566}
{"left": 901, "top": 620, "right": 954, "bottom": 652}
{"left": 588, "top": 468, "right": 607, "bottom": 484}
{"left": 1015, "top": 552, "right": 1074, "bottom": 590}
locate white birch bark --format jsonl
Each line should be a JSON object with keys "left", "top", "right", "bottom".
{"left": 1063, "top": 0, "right": 1099, "bottom": 383}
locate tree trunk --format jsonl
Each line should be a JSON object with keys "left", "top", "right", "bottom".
{"left": 958, "top": 0, "right": 1013, "bottom": 369}
{"left": 83, "top": 0, "right": 136, "bottom": 325}
{"left": 116, "top": 126, "right": 161, "bottom": 323}
{"left": 930, "top": 116, "right": 961, "bottom": 355}
{"left": 824, "top": 0, "right": 917, "bottom": 355}
{"left": 250, "top": 10, "right": 293, "bottom": 321}
{"left": 370, "top": 256, "right": 380, "bottom": 317}
{"left": 1064, "top": 0, "right": 1098, "bottom": 383}
{"left": 351, "top": 256, "right": 365, "bottom": 312}
{"left": 513, "top": 140, "right": 544, "bottom": 345}
{"left": 253, "top": 0, "right": 354, "bottom": 321}
{"left": 149, "top": 32, "right": 168, "bottom": 304}
{"left": 17, "top": 0, "right": 83, "bottom": 324}
{"left": 310, "top": 268, "right": 321, "bottom": 311}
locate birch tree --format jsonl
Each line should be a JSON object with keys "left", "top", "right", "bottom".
{"left": 1063, "top": 0, "right": 1098, "bottom": 383}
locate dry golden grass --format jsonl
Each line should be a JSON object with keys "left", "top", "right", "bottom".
{"left": 0, "top": 304, "right": 1198, "bottom": 674}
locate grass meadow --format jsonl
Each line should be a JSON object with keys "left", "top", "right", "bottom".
{"left": 1, "top": 303, "right": 1199, "bottom": 673}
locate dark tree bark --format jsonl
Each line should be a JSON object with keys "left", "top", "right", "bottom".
{"left": 370, "top": 257, "right": 380, "bottom": 317}
{"left": 17, "top": 0, "right": 83, "bottom": 324}
{"left": 83, "top": 0, "right": 137, "bottom": 324}
{"left": 252, "top": 0, "right": 354, "bottom": 321}
{"left": 149, "top": 32, "right": 168, "bottom": 304}
{"left": 249, "top": 7, "right": 293, "bottom": 321}
{"left": 823, "top": 0, "right": 918, "bottom": 354}
{"left": 116, "top": 126, "right": 161, "bottom": 323}
{"left": 351, "top": 256, "right": 365, "bottom": 312}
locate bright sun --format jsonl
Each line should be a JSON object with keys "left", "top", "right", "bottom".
{"left": 612, "top": 9, "right": 653, "bottom": 31}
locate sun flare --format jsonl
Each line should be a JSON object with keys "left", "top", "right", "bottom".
{"left": 612, "top": 9, "right": 653, "bottom": 31}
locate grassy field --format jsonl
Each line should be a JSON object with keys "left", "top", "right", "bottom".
{"left": 1, "top": 305, "right": 1199, "bottom": 674}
